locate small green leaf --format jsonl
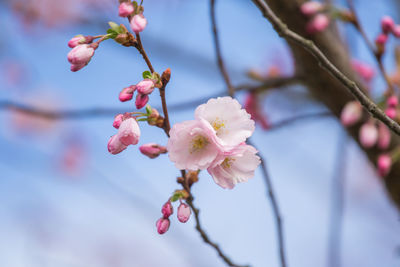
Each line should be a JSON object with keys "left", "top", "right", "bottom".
{"left": 145, "top": 105, "right": 152, "bottom": 114}
{"left": 142, "top": 71, "right": 152, "bottom": 79}
{"left": 137, "top": 118, "right": 148, "bottom": 122}
{"left": 170, "top": 191, "right": 185, "bottom": 202}
{"left": 108, "top": 21, "right": 119, "bottom": 30}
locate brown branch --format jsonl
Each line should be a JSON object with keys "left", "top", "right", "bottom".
{"left": 210, "top": 0, "right": 235, "bottom": 97}
{"left": 346, "top": 0, "right": 394, "bottom": 94}
{"left": 251, "top": 0, "right": 400, "bottom": 136}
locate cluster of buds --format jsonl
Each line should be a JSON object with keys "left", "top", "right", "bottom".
{"left": 118, "top": 1, "right": 147, "bottom": 33}
{"left": 375, "top": 16, "right": 400, "bottom": 56}
{"left": 300, "top": 1, "right": 330, "bottom": 34}
{"left": 108, "top": 113, "right": 141, "bottom": 154}
{"left": 156, "top": 198, "right": 192, "bottom": 235}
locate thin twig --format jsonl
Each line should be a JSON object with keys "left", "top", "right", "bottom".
{"left": 235, "top": 75, "right": 302, "bottom": 93}
{"left": 346, "top": 0, "right": 394, "bottom": 94}
{"left": 251, "top": 0, "right": 400, "bottom": 136}
{"left": 210, "top": 0, "right": 235, "bottom": 97}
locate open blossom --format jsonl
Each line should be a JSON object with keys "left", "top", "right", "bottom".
{"left": 300, "top": 1, "right": 323, "bottom": 16}
{"left": 340, "top": 101, "right": 362, "bottom": 126}
{"left": 306, "top": 14, "right": 330, "bottom": 34}
{"left": 136, "top": 79, "right": 155, "bottom": 95}
{"left": 67, "top": 44, "right": 95, "bottom": 72}
{"left": 118, "top": 2, "right": 134, "bottom": 17}
{"left": 377, "top": 154, "right": 392, "bottom": 177}
{"left": 359, "top": 122, "right": 378, "bottom": 148}
{"left": 195, "top": 96, "right": 255, "bottom": 148}
{"left": 177, "top": 203, "right": 191, "bottom": 223}
{"left": 207, "top": 144, "right": 260, "bottom": 189}
{"left": 119, "top": 86, "right": 136, "bottom": 102}
{"left": 167, "top": 119, "right": 222, "bottom": 170}
{"left": 130, "top": 14, "right": 147, "bottom": 33}
{"left": 139, "top": 143, "right": 167, "bottom": 159}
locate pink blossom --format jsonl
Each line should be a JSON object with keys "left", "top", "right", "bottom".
{"left": 387, "top": 95, "right": 398, "bottom": 107}
{"left": 67, "top": 44, "right": 95, "bottom": 65}
{"left": 118, "top": 2, "right": 134, "bottom": 17}
{"left": 378, "top": 123, "right": 391, "bottom": 149}
{"left": 300, "top": 1, "right": 323, "bottom": 16}
{"left": 107, "top": 135, "right": 127, "bottom": 155}
{"left": 167, "top": 119, "right": 222, "bottom": 170}
{"left": 130, "top": 14, "right": 147, "bottom": 33}
{"left": 177, "top": 203, "right": 191, "bottom": 223}
{"left": 359, "top": 122, "right": 378, "bottom": 148}
{"left": 351, "top": 60, "right": 375, "bottom": 83}
{"left": 306, "top": 14, "right": 330, "bottom": 34}
{"left": 375, "top": 33, "right": 388, "bottom": 45}
{"left": 385, "top": 107, "right": 397, "bottom": 119}
{"left": 195, "top": 96, "right": 255, "bottom": 148}
{"left": 161, "top": 201, "right": 173, "bottom": 218}
{"left": 68, "top": 35, "right": 93, "bottom": 48}
{"left": 381, "top": 16, "right": 395, "bottom": 33}
{"left": 136, "top": 79, "right": 155, "bottom": 95}
{"left": 135, "top": 93, "right": 149, "bottom": 109}
{"left": 119, "top": 86, "right": 136, "bottom": 102}
{"left": 393, "top": 25, "right": 400, "bottom": 38}
{"left": 340, "top": 101, "right": 362, "bottom": 126}
{"left": 139, "top": 143, "right": 167, "bottom": 159}
{"left": 377, "top": 154, "right": 392, "bottom": 176}
{"left": 156, "top": 218, "right": 170, "bottom": 234}
{"left": 117, "top": 117, "right": 140, "bottom": 146}
{"left": 113, "top": 114, "right": 124, "bottom": 129}
{"left": 207, "top": 144, "right": 260, "bottom": 189}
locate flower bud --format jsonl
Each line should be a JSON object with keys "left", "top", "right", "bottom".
{"left": 375, "top": 34, "right": 388, "bottom": 55}
{"left": 135, "top": 93, "right": 149, "bottom": 109}
{"left": 136, "top": 79, "right": 155, "bottom": 95}
{"left": 351, "top": 60, "right": 375, "bottom": 83}
{"left": 107, "top": 135, "right": 127, "bottom": 154}
{"left": 119, "top": 86, "right": 136, "bottom": 102}
{"left": 118, "top": 117, "right": 140, "bottom": 146}
{"left": 67, "top": 44, "right": 95, "bottom": 65}
{"left": 156, "top": 218, "right": 170, "bottom": 234}
{"left": 381, "top": 16, "right": 395, "bottom": 34}
{"left": 139, "top": 143, "right": 167, "bottom": 159}
{"left": 306, "top": 14, "right": 330, "bottom": 34}
{"left": 161, "top": 201, "right": 173, "bottom": 218}
{"left": 387, "top": 95, "right": 398, "bottom": 107}
{"left": 377, "top": 154, "right": 392, "bottom": 177}
{"left": 118, "top": 2, "right": 134, "bottom": 17}
{"left": 177, "top": 203, "right": 191, "bottom": 223}
{"left": 113, "top": 114, "right": 124, "bottom": 129}
{"left": 130, "top": 14, "right": 147, "bottom": 33}
{"left": 300, "top": 1, "right": 323, "bottom": 16}
{"left": 68, "top": 35, "right": 94, "bottom": 48}
{"left": 378, "top": 123, "right": 391, "bottom": 149}
{"left": 385, "top": 107, "right": 397, "bottom": 119}
{"left": 359, "top": 122, "right": 378, "bottom": 148}
{"left": 340, "top": 101, "right": 362, "bottom": 126}
{"left": 70, "top": 63, "right": 86, "bottom": 72}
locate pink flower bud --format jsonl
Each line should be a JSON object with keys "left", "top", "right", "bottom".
{"left": 377, "top": 154, "right": 392, "bottom": 177}
{"left": 119, "top": 86, "right": 136, "bottom": 102}
{"left": 117, "top": 117, "right": 140, "bottom": 146}
{"left": 359, "top": 122, "right": 378, "bottom": 148}
{"left": 340, "top": 101, "right": 362, "bottom": 126}
{"left": 70, "top": 63, "right": 86, "bottom": 72}
{"left": 130, "top": 14, "right": 147, "bottom": 33}
{"left": 381, "top": 16, "right": 395, "bottom": 33}
{"left": 118, "top": 2, "right": 134, "bottom": 17}
{"left": 139, "top": 143, "right": 167, "bottom": 159}
{"left": 107, "top": 135, "right": 127, "bottom": 155}
{"left": 378, "top": 123, "right": 391, "bottom": 149}
{"left": 393, "top": 25, "right": 400, "bottom": 38}
{"left": 300, "top": 1, "right": 323, "bottom": 16}
{"left": 351, "top": 60, "right": 375, "bottom": 82}
{"left": 387, "top": 95, "right": 398, "bottom": 107}
{"left": 68, "top": 35, "right": 94, "bottom": 48}
{"left": 67, "top": 44, "right": 95, "bottom": 65}
{"left": 156, "top": 218, "right": 170, "bottom": 234}
{"left": 161, "top": 201, "right": 173, "bottom": 218}
{"left": 375, "top": 33, "right": 388, "bottom": 45}
{"left": 135, "top": 93, "right": 149, "bottom": 109}
{"left": 306, "top": 14, "right": 330, "bottom": 34}
{"left": 113, "top": 114, "right": 124, "bottom": 129}
{"left": 177, "top": 203, "right": 191, "bottom": 223}
{"left": 136, "top": 79, "right": 155, "bottom": 95}
{"left": 385, "top": 107, "right": 397, "bottom": 119}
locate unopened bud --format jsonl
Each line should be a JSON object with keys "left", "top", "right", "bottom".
{"left": 177, "top": 203, "right": 191, "bottom": 223}
{"left": 161, "top": 201, "right": 173, "bottom": 218}
{"left": 377, "top": 154, "right": 392, "bottom": 177}
{"left": 300, "top": 1, "right": 324, "bottom": 16}
{"left": 306, "top": 14, "right": 330, "bottom": 34}
{"left": 378, "top": 123, "right": 391, "bottom": 149}
{"left": 340, "top": 101, "right": 362, "bottom": 126}
{"left": 119, "top": 86, "right": 136, "bottom": 102}
{"left": 139, "top": 143, "right": 167, "bottom": 159}
{"left": 113, "top": 114, "right": 124, "bottom": 129}
{"left": 156, "top": 218, "right": 170, "bottom": 234}
{"left": 381, "top": 16, "right": 395, "bottom": 34}
{"left": 119, "top": 2, "right": 134, "bottom": 17}
{"left": 385, "top": 107, "right": 397, "bottom": 119}
{"left": 136, "top": 79, "right": 155, "bottom": 95}
{"left": 130, "top": 14, "right": 147, "bottom": 33}
{"left": 387, "top": 95, "right": 398, "bottom": 107}
{"left": 359, "top": 122, "right": 378, "bottom": 148}
{"left": 135, "top": 93, "right": 149, "bottom": 109}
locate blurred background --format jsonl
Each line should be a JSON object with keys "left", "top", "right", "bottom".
{"left": 0, "top": 0, "right": 399, "bottom": 266}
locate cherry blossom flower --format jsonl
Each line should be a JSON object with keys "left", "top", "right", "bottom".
{"left": 207, "top": 144, "right": 260, "bottom": 189}
{"left": 167, "top": 119, "right": 222, "bottom": 170}
{"left": 195, "top": 96, "right": 255, "bottom": 148}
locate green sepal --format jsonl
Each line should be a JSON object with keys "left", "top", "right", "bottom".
{"left": 142, "top": 70, "right": 152, "bottom": 79}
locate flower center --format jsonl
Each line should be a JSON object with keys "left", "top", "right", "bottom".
{"left": 212, "top": 117, "right": 225, "bottom": 133}
{"left": 221, "top": 157, "right": 235, "bottom": 169}
{"left": 190, "top": 135, "right": 209, "bottom": 153}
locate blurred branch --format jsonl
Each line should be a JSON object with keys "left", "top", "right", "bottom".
{"left": 251, "top": 0, "right": 400, "bottom": 136}
{"left": 210, "top": 1, "right": 288, "bottom": 267}
{"left": 235, "top": 75, "right": 303, "bottom": 93}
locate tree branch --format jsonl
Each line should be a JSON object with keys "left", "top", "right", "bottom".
{"left": 251, "top": 0, "right": 400, "bottom": 136}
